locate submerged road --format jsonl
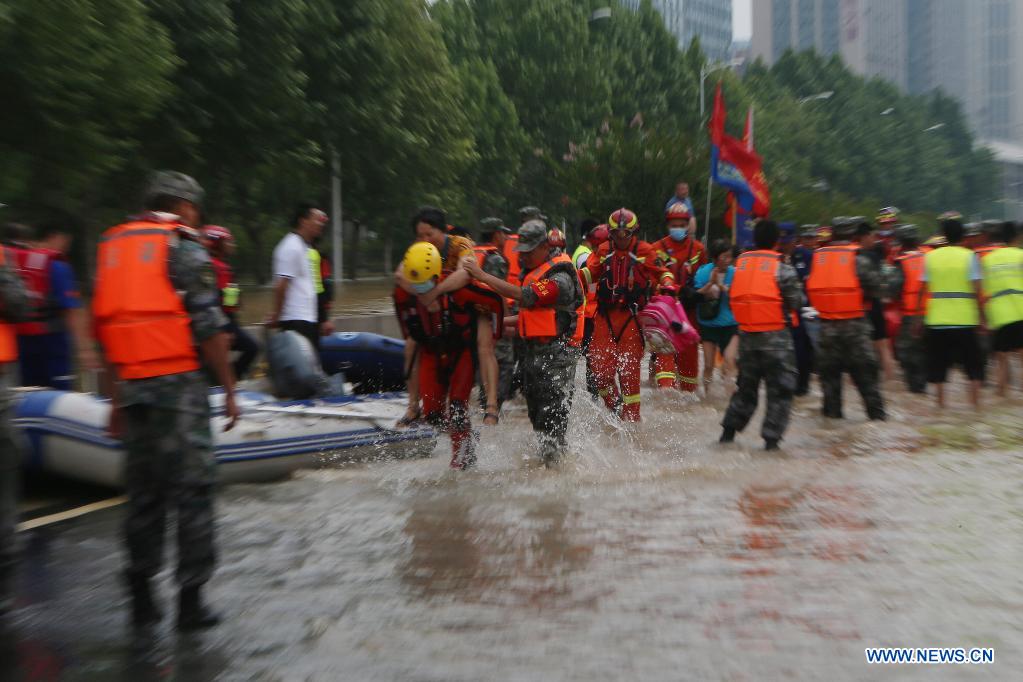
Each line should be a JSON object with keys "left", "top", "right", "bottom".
{"left": 4, "top": 377, "right": 1022, "bottom": 680}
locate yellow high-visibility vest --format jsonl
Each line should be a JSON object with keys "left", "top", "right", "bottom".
{"left": 982, "top": 246, "right": 1023, "bottom": 329}
{"left": 925, "top": 246, "right": 979, "bottom": 326}
{"left": 309, "top": 248, "right": 324, "bottom": 295}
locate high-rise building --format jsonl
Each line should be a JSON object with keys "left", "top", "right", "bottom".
{"left": 621, "top": 0, "right": 733, "bottom": 63}
{"left": 751, "top": 0, "right": 842, "bottom": 64}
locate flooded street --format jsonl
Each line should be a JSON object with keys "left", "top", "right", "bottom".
{"left": 6, "top": 373, "right": 1022, "bottom": 680}
{"left": 235, "top": 280, "right": 396, "bottom": 325}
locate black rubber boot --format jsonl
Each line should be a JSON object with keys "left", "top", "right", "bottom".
{"left": 764, "top": 438, "right": 780, "bottom": 451}
{"left": 127, "top": 574, "right": 162, "bottom": 628}
{"left": 719, "top": 427, "right": 736, "bottom": 444}
{"left": 177, "top": 586, "right": 221, "bottom": 631}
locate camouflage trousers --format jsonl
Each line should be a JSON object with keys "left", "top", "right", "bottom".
{"left": 520, "top": 339, "right": 579, "bottom": 464}
{"left": 494, "top": 337, "right": 516, "bottom": 406}
{"left": 722, "top": 330, "right": 797, "bottom": 442}
{"left": 817, "top": 318, "right": 886, "bottom": 420}
{"left": 0, "top": 370, "right": 17, "bottom": 612}
{"left": 122, "top": 378, "right": 217, "bottom": 588}
{"left": 895, "top": 315, "right": 927, "bottom": 393}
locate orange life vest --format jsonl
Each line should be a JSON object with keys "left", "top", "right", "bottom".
{"left": 896, "top": 251, "right": 926, "bottom": 316}
{"left": 518, "top": 254, "right": 585, "bottom": 345}
{"left": 975, "top": 245, "right": 1002, "bottom": 260}
{"left": 393, "top": 279, "right": 504, "bottom": 353}
{"left": 805, "top": 244, "right": 866, "bottom": 320}
{"left": 503, "top": 235, "right": 521, "bottom": 283}
{"left": 92, "top": 220, "right": 200, "bottom": 380}
{"left": 474, "top": 244, "right": 498, "bottom": 267}
{"left": 731, "top": 250, "right": 787, "bottom": 332}
{"left": 0, "top": 247, "right": 18, "bottom": 362}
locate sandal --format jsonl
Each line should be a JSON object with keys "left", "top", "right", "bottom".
{"left": 483, "top": 405, "right": 500, "bottom": 425}
{"left": 395, "top": 407, "right": 422, "bottom": 428}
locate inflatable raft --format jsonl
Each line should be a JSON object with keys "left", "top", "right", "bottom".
{"left": 12, "top": 389, "right": 435, "bottom": 488}
{"left": 319, "top": 332, "right": 406, "bottom": 393}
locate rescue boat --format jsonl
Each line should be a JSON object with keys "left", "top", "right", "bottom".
{"left": 319, "top": 332, "right": 406, "bottom": 393}
{"left": 12, "top": 388, "right": 436, "bottom": 488}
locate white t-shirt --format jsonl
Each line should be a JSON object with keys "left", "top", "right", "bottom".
{"left": 272, "top": 232, "right": 317, "bottom": 323}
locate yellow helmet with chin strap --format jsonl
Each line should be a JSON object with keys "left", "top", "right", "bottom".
{"left": 402, "top": 242, "right": 441, "bottom": 285}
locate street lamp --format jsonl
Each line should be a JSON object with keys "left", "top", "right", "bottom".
{"left": 797, "top": 90, "right": 834, "bottom": 105}
{"left": 699, "top": 59, "right": 745, "bottom": 119}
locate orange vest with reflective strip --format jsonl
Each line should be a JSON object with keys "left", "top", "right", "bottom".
{"left": 806, "top": 244, "right": 865, "bottom": 320}
{"left": 518, "top": 254, "right": 585, "bottom": 346}
{"left": 896, "top": 251, "right": 926, "bottom": 315}
{"left": 474, "top": 244, "right": 498, "bottom": 267}
{"left": 92, "top": 221, "right": 200, "bottom": 380}
{"left": 731, "top": 250, "right": 786, "bottom": 332}
{"left": 0, "top": 247, "right": 17, "bottom": 362}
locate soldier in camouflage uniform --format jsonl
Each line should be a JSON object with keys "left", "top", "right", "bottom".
{"left": 93, "top": 171, "right": 239, "bottom": 631}
{"left": 462, "top": 221, "right": 583, "bottom": 465}
{"left": 0, "top": 246, "right": 27, "bottom": 619}
{"left": 806, "top": 217, "right": 886, "bottom": 420}
{"left": 890, "top": 225, "right": 928, "bottom": 393}
{"left": 720, "top": 221, "right": 802, "bottom": 450}
{"left": 477, "top": 218, "right": 515, "bottom": 412}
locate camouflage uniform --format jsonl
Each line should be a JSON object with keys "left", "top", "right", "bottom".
{"left": 114, "top": 215, "right": 228, "bottom": 589}
{"left": 889, "top": 260, "right": 927, "bottom": 393}
{"left": 721, "top": 262, "right": 802, "bottom": 442}
{"left": 0, "top": 254, "right": 27, "bottom": 613}
{"left": 519, "top": 268, "right": 582, "bottom": 465}
{"left": 816, "top": 247, "right": 886, "bottom": 419}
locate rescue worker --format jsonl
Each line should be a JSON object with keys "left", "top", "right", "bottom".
{"left": 462, "top": 220, "right": 584, "bottom": 465}
{"left": 92, "top": 171, "right": 239, "bottom": 631}
{"left": 572, "top": 220, "right": 608, "bottom": 398}
{"left": 394, "top": 242, "right": 503, "bottom": 469}
{"left": 202, "top": 224, "right": 260, "bottom": 380}
{"left": 916, "top": 217, "right": 986, "bottom": 409}
{"left": 790, "top": 225, "right": 818, "bottom": 394}
{"left": 475, "top": 217, "right": 513, "bottom": 413}
{"left": 890, "top": 225, "right": 928, "bottom": 393}
{"left": 309, "top": 237, "right": 335, "bottom": 336}
{"left": 0, "top": 244, "right": 27, "bottom": 622}
{"left": 854, "top": 218, "right": 897, "bottom": 381}
{"left": 651, "top": 202, "right": 706, "bottom": 391}
{"left": 720, "top": 221, "right": 802, "bottom": 450}
{"left": 580, "top": 208, "right": 674, "bottom": 422}
{"left": 12, "top": 220, "right": 98, "bottom": 389}
{"left": 981, "top": 221, "right": 1023, "bottom": 396}
{"left": 805, "top": 216, "right": 886, "bottom": 420}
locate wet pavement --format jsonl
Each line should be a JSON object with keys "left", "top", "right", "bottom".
{"left": 4, "top": 374, "right": 1022, "bottom": 680}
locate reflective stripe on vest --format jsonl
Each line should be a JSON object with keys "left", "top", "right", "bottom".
{"left": 925, "top": 246, "right": 979, "bottom": 326}
{"left": 571, "top": 244, "right": 592, "bottom": 270}
{"left": 571, "top": 244, "right": 598, "bottom": 318}
{"left": 896, "top": 252, "right": 926, "bottom": 316}
{"left": 309, "top": 248, "right": 324, "bottom": 295}
{"left": 731, "top": 250, "right": 785, "bottom": 332}
{"left": 0, "top": 247, "right": 18, "bottom": 362}
{"left": 805, "top": 244, "right": 865, "bottom": 320}
{"left": 517, "top": 254, "right": 585, "bottom": 344}
{"left": 982, "top": 246, "right": 1023, "bottom": 329}
{"left": 92, "top": 221, "right": 199, "bottom": 379}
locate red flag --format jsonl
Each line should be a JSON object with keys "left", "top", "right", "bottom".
{"left": 709, "top": 82, "right": 725, "bottom": 146}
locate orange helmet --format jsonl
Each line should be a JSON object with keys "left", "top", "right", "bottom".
{"left": 665, "top": 202, "right": 691, "bottom": 222}
{"left": 202, "top": 224, "right": 234, "bottom": 247}
{"left": 608, "top": 208, "right": 639, "bottom": 233}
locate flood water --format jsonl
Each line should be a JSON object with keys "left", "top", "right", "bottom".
{"left": 235, "top": 279, "right": 396, "bottom": 324}
{"left": 8, "top": 368, "right": 1023, "bottom": 679}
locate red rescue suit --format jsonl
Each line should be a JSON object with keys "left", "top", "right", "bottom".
{"left": 394, "top": 279, "right": 503, "bottom": 468}
{"left": 12, "top": 247, "right": 65, "bottom": 335}
{"left": 580, "top": 238, "right": 673, "bottom": 422}
{"left": 651, "top": 235, "right": 707, "bottom": 392}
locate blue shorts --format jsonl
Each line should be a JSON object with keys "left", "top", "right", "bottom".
{"left": 17, "top": 332, "right": 73, "bottom": 390}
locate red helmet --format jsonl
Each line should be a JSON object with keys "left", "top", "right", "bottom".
{"left": 665, "top": 202, "right": 691, "bottom": 222}
{"left": 202, "top": 224, "right": 234, "bottom": 245}
{"left": 608, "top": 208, "right": 639, "bottom": 233}
{"left": 547, "top": 228, "right": 566, "bottom": 248}
{"left": 588, "top": 223, "right": 609, "bottom": 246}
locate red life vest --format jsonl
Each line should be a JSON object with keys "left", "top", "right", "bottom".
{"left": 518, "top": 254, "right": 585, "bottom": 346}
{"left": 93, "top": 220, "right": 200, "bottom": 380}
{"left": 12, "top": 247, "right": 65, "bottom": 335}
{"left": 0, "top": 247, "right": 18, "bottom": 362}
{"left": 805, "top": 244, "right": 866, "bottom": 320}
{"left": 393, "top": 279, "right": 504, "bottom": 353}
{"left": 595, "top": 240, "right": 656, "bottom": 313}
{"left": 896, "top": 251, "right": 926, "bottom": 316}
{"left": 731, "top": 250, "right": 787, "bottom": 332}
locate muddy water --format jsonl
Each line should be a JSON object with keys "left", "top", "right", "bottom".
{"left": 235, "top": 279, "right": 395, "bottom": 324}
{"left": 192, "top": 374, "right": 1022, "bottom": 679}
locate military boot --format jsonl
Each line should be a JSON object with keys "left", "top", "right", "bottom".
{"left": 126, "top": 573, "right": 162, "bottom": 628}
{"left": 177, "top": 586, "right": 221, "bottom": 631}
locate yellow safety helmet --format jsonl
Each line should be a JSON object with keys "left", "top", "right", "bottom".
{"left": 402, "top": 242, "right": 441, "bottom": 284}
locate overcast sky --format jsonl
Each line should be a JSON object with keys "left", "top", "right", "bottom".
{"left": 733, "top": 0, "right": 752, "bottom": 41}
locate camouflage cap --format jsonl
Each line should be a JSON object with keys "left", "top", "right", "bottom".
{"left": 894, "top": 224, "right": 919, "bottom": 243}
{"left": 963, "top": 222, "right": 982, "bottom": 238}
{"left": 518, "top": 205, "right": 544, "bottom": 222}
{"left": 831, "top": 216, "right": 857, "bottom": 238}
{"left": 480, "top": 216, "right": 512, "bottom": 234}
{"left": 146, "top": 170, "right": 204, "bottom": 206}
{"left": 799, "top": 224, "right": 819, "bottom": 238}
{"left": 514, "top": 219, "right": 549, "bottom": 252}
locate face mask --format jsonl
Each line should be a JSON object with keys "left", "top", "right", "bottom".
{"left": 669, "top": 227, "right": 688, "bottom": 242}
{"left": 411, "top": 280, "right": 435, "bottom": 294}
